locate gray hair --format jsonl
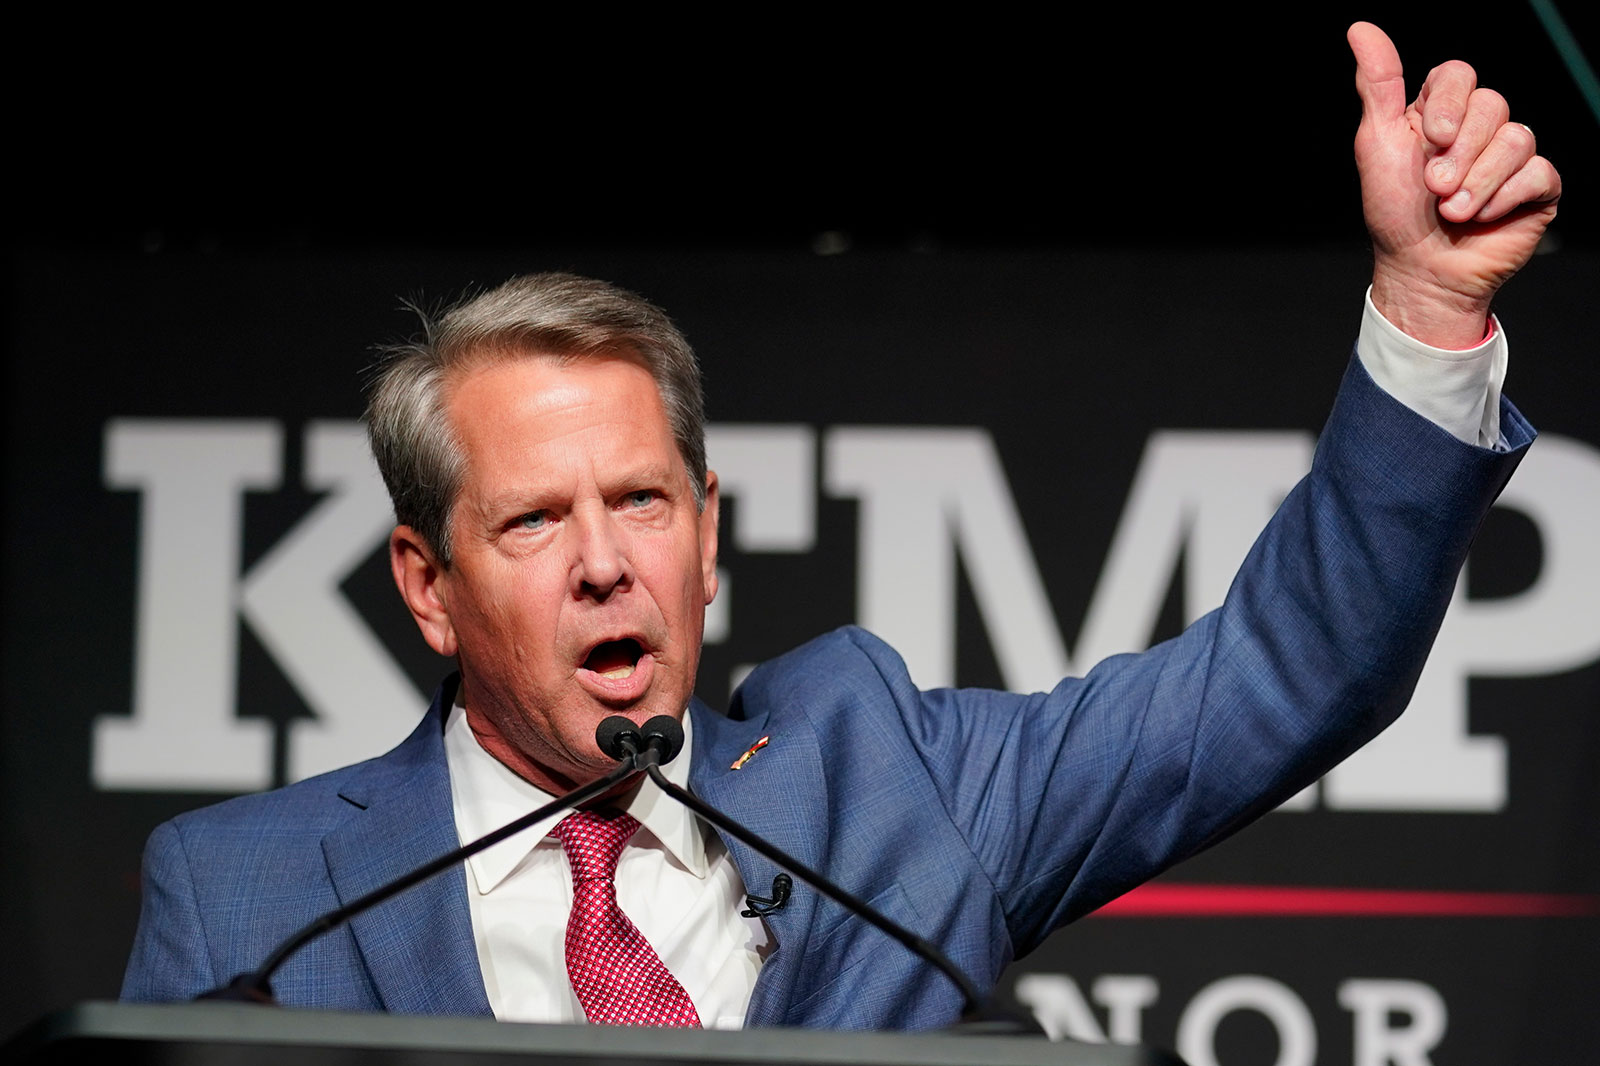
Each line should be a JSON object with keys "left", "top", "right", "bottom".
{"left": 365, "top": 272, "right": 707, "bottom": 566}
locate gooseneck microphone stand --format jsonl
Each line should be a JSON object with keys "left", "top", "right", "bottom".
{"left": 200, "top": 712, "right": 1041, "bottom": 1036}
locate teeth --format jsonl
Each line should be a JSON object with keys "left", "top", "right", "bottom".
{"left": 597, "top": 664, "right": 635, "bottom": 680}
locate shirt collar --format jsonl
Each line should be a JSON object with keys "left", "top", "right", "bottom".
{"left": 443, "top": 699, "right": 709, "bottom": 894}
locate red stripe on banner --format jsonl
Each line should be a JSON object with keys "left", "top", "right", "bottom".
{"left": 1090, "top": 884, "right": 1600, "bottom": 918}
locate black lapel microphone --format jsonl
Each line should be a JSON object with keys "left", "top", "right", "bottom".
{"left": 740, "top": 874, "right": 792, "bottom": 918}
{"left": 198, "top": 717, "right": 657, "bottom": 1004}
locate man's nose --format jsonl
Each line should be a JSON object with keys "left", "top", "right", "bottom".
{"left": 570, "top": 508, "right": 631, "bottom": 600}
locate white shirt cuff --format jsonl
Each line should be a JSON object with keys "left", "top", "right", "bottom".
{"left": 1357, "top": 287, "right": 1507, "bottom": 450}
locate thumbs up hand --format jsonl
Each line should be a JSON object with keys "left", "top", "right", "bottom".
{"left": 1349, "top": 22, "right": 1561, "bottom": 348}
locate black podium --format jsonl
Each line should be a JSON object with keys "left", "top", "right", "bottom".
{"left": 6, "top": 1002, "right": 1188, "bottom": 1065}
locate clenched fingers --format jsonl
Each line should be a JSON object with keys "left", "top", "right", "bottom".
{"left": 1425, "top": 88, "right": 1510, "bottom": 195}
{"left": 1438, "top": 121, "right": 1540, "bottom": 221}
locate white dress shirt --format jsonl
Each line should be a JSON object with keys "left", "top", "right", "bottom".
{"left": 443, "top": 701, "right": 771, "bottom": 1027}
{"left": 1358, "top": 288, "right": 1507, "bottom": 449}
{"left": 441, "top": 294, "right": 1510, "bottom": 1026}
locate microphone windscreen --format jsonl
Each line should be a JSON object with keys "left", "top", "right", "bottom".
{"left": 594, "top": 716, "right": 640, "bottom": 759}
{"left": 641, "top": 715, "right": 686, "bottom": 762}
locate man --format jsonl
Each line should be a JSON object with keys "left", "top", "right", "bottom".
{"left": 123, "top": 24, "right": 1559, "bottom": 1030}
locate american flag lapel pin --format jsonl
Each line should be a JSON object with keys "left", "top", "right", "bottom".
{"left": 730, "top": 735, "right": 771, "bottom": 770}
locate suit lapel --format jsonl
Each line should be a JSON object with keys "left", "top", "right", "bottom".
{"left": 688, "top": 699, "right": 826, "bottom": 1027}
{"left": 321, "top": 680, "right": 492, "bottom": 1018}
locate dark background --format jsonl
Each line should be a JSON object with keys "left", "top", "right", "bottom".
{"left": 10, "top": 5, "right": 1598, "bottom": 253}
{"left": 5, "top": 5, "right": 1597, "bottom": 1064}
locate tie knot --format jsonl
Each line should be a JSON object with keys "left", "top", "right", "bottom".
{"left": 552, "top": 809, "right": 641, "bottom": 882}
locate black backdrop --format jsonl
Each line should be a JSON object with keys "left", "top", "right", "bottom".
{"left": 5, "top": 4, "right": 1599, "bottom": 1064}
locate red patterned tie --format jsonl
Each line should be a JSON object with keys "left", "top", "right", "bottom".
{"left": 551, "top": 810, "right": 702, "bottom": 1027}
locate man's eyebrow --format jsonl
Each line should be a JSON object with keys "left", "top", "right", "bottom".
{"left": 476, "top": 464, "right": 682, "bottom": 516}
{"left": 475, "top": 484, "right": 557, "bottom": 518}
{"left": 611, "top": 462, "right": 680, "bottom": 488}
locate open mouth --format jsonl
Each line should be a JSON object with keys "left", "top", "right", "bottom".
{"left": 583, "top": 638, "right": 644, "bottom": 680}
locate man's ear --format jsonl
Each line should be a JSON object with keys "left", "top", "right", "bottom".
{"left": 700, "top": 471, "right": 720, "bottom": 605}
{"left": 390, "top": 525, "right": 458, "bottom": 657}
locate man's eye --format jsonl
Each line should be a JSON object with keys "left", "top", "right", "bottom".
{"left": 625, "top": 490, "right": 656, "bottom": 508}
{"left": 518, "top": 510, "right": 550, "bottom": 530}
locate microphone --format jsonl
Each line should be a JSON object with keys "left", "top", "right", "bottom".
{"left": 596, "top": 714, "right": 684, "bottom": 768}
{"left": 595, "top": 715, "right": 641, "bottom": 759}
{"left": 199, "top": 713, "right": 655, "bottom": 1004}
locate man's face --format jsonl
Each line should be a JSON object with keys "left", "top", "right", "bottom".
{"left": 393, "top": 352, "right": 718, "bottom": 793}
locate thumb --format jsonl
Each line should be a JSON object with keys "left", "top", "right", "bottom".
{"left": 1348, "top": 22, "right": 1407, "bottom": 125}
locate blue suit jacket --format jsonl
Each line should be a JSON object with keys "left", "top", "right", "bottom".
{"left": 122, "top": 358, "right": 1531, "bottom": 1029}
